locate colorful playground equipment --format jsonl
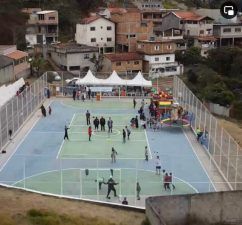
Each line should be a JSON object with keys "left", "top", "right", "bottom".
{"left": 150, "top": 91, "right": 191, "bottom": 128}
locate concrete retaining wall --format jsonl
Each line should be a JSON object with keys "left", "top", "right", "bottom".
{"left": 146, "top": 191, "right": 242, "bottom": 225}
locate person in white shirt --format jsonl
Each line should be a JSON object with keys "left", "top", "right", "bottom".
{"left": 155, "top": 155, "right": 161, "bottom": 175}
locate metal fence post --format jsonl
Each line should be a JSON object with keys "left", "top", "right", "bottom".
{"left": 226, "top": 137, "right": 231, "bottom": 180}
{"left": 235, "top": 145, "right": 239, "bottom": 190}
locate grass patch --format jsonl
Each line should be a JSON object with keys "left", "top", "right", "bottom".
{"left": 163, "top": 0, "right": 177, "bottom": 9}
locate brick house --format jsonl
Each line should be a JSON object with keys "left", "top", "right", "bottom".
{"left": 103, "top": 52, "right": 143, "bottom": 74}
{"left": 136, "top": 39, "right": 183, "bottom": 77}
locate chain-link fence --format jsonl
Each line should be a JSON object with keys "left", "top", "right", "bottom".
{"left": 0, "top": 73, "right": 47, "bottom": 151}
{"left": 173, "top": 76, "right": 242, "bottom": 190}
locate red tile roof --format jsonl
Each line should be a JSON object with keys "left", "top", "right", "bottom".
{"left": 108, "top": 7, "right": 126, "bottom": 14}
{"left": 80, "top": 15, "right": 101, "bottom": 24}
{"left": 6, "top": 50, "right": 28, "bottom": 60}
{"left": 105, "top": 52, "right": 143, "bottom": 62}
{"left": 173, "top": 11, "right": 212, "bottom": 21}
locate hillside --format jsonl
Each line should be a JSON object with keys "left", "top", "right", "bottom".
{"left": 0, "top": 186, "right": 146, "bottom": 225}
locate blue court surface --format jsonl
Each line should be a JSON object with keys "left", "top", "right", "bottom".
{"left": 0, "top": 99, "right": 213, "bottom": 207}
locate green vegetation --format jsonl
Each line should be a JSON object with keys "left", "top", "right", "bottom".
{"left": 163, "top": 0, "right": 177, "bottom": 9}
{"left": 177, "top": 47, "right": 242, "bottom": 118}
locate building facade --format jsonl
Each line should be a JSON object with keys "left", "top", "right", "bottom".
{"left": 136, "top": 39, "right": 183, "bottom": 77}
{"left": 0, "top": 55, "right": 14, "bottom": 85}
{"left": 103, "top": 52, "right": 143, "bottom": 74}
{"left": 75, "top": 16, "right": 115, "bottom": 54}
{"left": 49, "top": 43, "right": 99, "bottom": 74}
{"left": 109, "top": 8, "right": 153, "bottom": 52}
{"left": 25, "top": 10, "right": 59, "bottom": 46}
{"left": 0, "top": 45, "right": 30, "bottom": 79}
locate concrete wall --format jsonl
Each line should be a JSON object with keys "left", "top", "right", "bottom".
{"left": 146, "top": 191, "right": 242, "bottom": 225}
{"left": 0, "top": 64, "right": 14, "bottom": 85}
{"left": 205, "top": 102, "right": 230, "bottom": 117}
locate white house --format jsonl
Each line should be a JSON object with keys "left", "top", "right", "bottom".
{"left": 75, "top": 15, "right": 115, "bottom": 54}
{"left": 48, "top": 43, "right": 99, "bottom": 74}
{"left": 144, "top": 54, "right": 183, "bottom": 77}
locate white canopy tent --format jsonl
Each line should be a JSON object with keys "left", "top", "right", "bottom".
{"left": 127, "top": 71, "right": 152, "bottom": 87}
{"left": 104, "top": 70, "right": 127, "bottom": 86}
{"left": 75, "top": 70, "right": 104, "bottom": 85}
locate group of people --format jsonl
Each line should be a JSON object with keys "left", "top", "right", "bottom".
{"left": 73, "top": 88, "right": 94, "bottom": 101}
{"left": 40, "top": 104, "right": 52, "bottom": 117}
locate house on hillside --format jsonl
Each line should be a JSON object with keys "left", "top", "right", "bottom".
{"left": 75, "top": 15, "right": 115, "bottom": 54}
{"left": 0, "top": 55, "right": 14, "bottom": 85}
{"left": 24, "top": 9, "right": 59, "bottom": 46}
{"left": 196, "top": 9, "right": 242, "bottom": 47}
{"left": 108, "top": 8, "right": 153, "bottom": 52}
{"left": 160, "top": 11, "right": 216, "bottom": 57}
{"left": 136, "top": 38, "right": 183, "bottom": 77}
{"left": 48, "top": 43, "right": 99, "bottom": 74}
{"left": 103, "top": 52, "right": 143, "bottom": 74}
{"left": 0, "top": 45, "right": 30, "bottom": 80}
{"left": 133, "top": 0, "right": 163, "bottom": 10}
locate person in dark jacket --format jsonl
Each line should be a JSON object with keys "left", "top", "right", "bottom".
{"left": 135, "top": 116, "right": 139, "bottom": 128}
{"left": 105, "top": 176, "right": 118, "bottom": 199}
{"left": 122, "top": 129, "right": 126, "bottom": 143}
{"left": 40, "top": 105, "right": 46, "bottom": 117}
{"left": 107, "top": 117, "right": 113, "bottom": 133}
{"left": 72, "top": 89, "right": 76, "bottom": 101}
{"left": 64, "top": 125, "right": 69, "bottom": 140}
{"left": 100, "top": 116, "right": 106, "bottom": 131}
{"left": 86, "top": 110, "right": 91, "bottom": 125}
{"left": 93, "top": 117, "right": 99, "bottom": 131}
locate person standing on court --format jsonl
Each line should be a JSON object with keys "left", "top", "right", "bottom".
{"left": 88, "top": 126, "right": 92, "bottom": 141}
{"left": 122, "top": 129, "right": 126, "bottom": 143}
{"left": 155, "top": 155, "right": 161, "bottom": 175}
{"left": 86, "top": 110, "right": 91, "bottom": 125}
{"left": 135, "top": 115, "right": 139, "bottom": 128}
{"left": 111, "top": 147, "right": 117, "bottom": 163}
{"left": 72, "top": 89, "right": 76, "bottom": 101}
{"left": 100, "top": 116, "right": 106, "bottom": 131}
{"left": 145, "top": 146, "right": 148, "bottom": 161}
{"left": 107, "top": 117, "right": 113, "bottom": 133}
{"left": 40, "top": 104, "right": 46, "bottom": 117}
{"left": 133, "top": 97, "right": 136, "bottom": 109}
{"left": 125, "top": 126, "right": 131, "bottom": 140}
{"left": 105, "top": 176, "right": 118, "bottom": 199}
{"left": 136, "top": 182, "right": 141, "bottom": 200}
{"left": 88, "top": 88, "right": 91, "bottom": 100}
{"left": 48, "top": 106, "right": 52, "bottom": 115}
{"left": 94, "top": 117, "right": 99, "bottom": 131}
{"left": 64, "top": 125, "right": 69, "bottom": 140}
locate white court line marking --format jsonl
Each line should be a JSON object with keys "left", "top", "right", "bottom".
{"left": 144, "top": 129, "right": 152, "bottom": 160}
{"left": 12, "top": 167, "right": 198, "bottom": 194}
{"left": 183, "top": 129, "right": 216, "bottom": 191}
{"left": 68, "top": 139, "right": 146, "bottom": 142}
{"left": 56, "top": 140, "right": 65, "bottom": 159}
{"left": 0, "top": 118, "right": 40, "bottom": 172}
{"left": 56, "top": 113, "right": 76, "bottom": 159}
{"left": 60, "top": 157, "right": 146, "bottom": 160}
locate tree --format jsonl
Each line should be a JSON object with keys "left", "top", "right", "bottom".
{"left": 90, "top": 54, "right": 104, "bottom": 72}
{"left": 203, "top": 82, "right": 235, "bottom": 106}
{"left": 176, "top": 47, "right": 202, "bottom": 65}
{"left": 31, "top": 56, "right": 45, "bottom": 77}
{"left": 187, "top": 69, "right": 198, "bottom": 84}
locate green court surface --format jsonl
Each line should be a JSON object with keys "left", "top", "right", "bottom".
{"left": 14, "top": 168, "right": 197, "bottom": 202}
{"left": 59, "top": 114, "right": 149, "bottom": 159}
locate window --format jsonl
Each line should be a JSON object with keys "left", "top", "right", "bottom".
{"left": 134, "top": 61, "right": 139, "bottom": 65}
{"left": 107, "top": 26, "right": 112, "bottom": 30}
{"left": 49, "top": 17, "right": 55, "bottom": 20}
{"left": 200, "top": 30, "right": 204, "bottom": 35}
{"left": 100, "top": 26, "right": 103, "bottom": 29}
{"left": 223, "top": 28, "right": 231, "bottom": 33}
{"left": 167, "top": 45, "right": 172, "bottom": 50}
{"left": 38, "top": 14, "right": 44, "bottom": 20}
{"left": 155, "top": 57, "right": 159, "bottom": 62}
{"left": 91, "top": 38, "right": 96, "bottom": 42}
{"left": 116, "top": 62, "right": 121, "bottom": 66}
{"left": 84, "top": 54, "right": 89, "bottom": 59}
{"left": 90, "top": 27, "right": 95, "bottom": 31}
{"left": 107, "top": 37, "right": 112, "bottom": 42}
{"left": 129, "top": 34, "right": 136, "bottom": 38}
{"left": 180, "top": 21, "right": 183, "bottom": 24}
{"left": 235, "top": 28, "right": 241, "bottom": 32}
{"left": 166, "top": 57, "right": 170, "bottom": 61}
{"left": 154, "top": 45, "right": 159, "bottom": 50}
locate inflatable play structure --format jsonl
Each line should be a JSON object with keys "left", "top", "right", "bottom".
{"left": 150, "top": 91, "right": 191, "bottom": 128}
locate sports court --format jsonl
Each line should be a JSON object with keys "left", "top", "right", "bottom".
{"left": 0, "top": 98, "right": 213, "bottom": 207}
